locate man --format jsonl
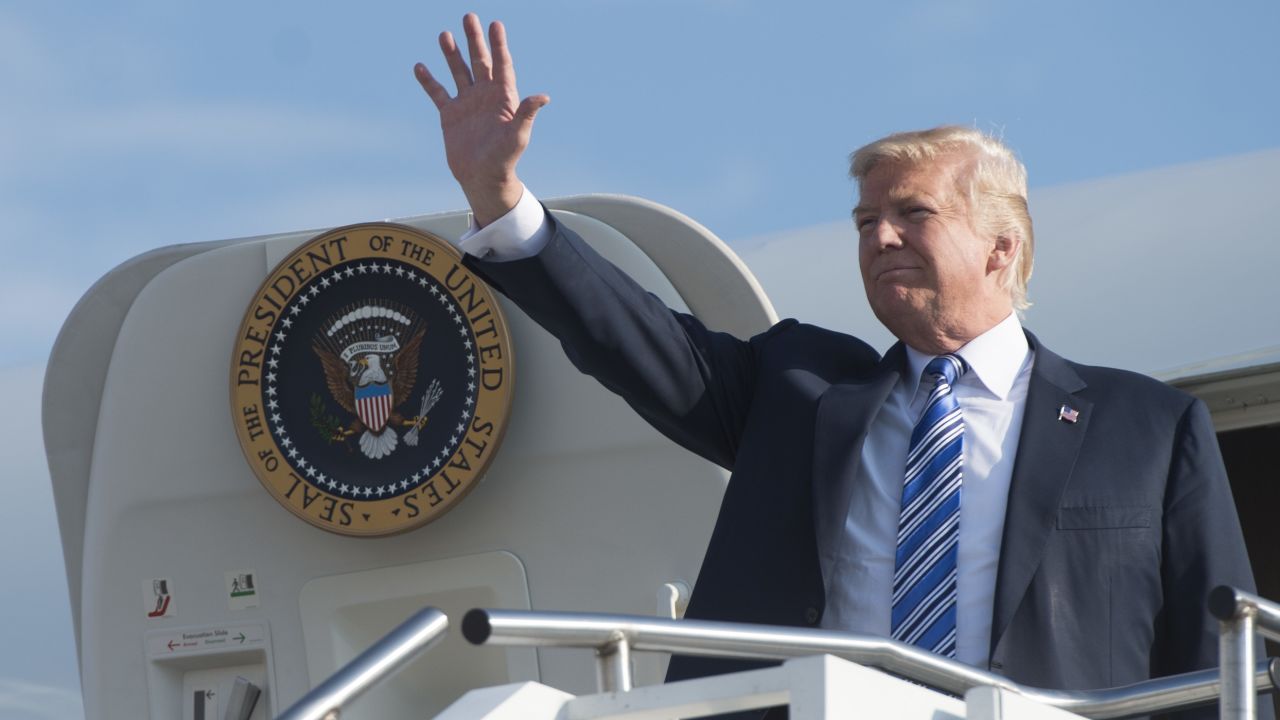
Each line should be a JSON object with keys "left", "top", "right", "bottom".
{"left": 413, "top": 14, "right": 1264, "bottom": 717}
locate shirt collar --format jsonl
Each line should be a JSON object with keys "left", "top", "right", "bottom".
{"left": 902, "top": 312, "right": 1030, "bottom": 401}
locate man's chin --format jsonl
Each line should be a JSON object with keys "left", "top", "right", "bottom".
{"left": 868, "top": 289, "right": 921, "bottom": 315}
{"left": 867, "top": 292, "right": 933, "bottom": 337}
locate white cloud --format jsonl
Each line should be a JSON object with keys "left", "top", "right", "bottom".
{"left": 0, "top": 678, "right": 84, "bottom": 720}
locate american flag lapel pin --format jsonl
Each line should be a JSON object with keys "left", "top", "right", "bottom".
{"left": 1058, "top": 404, "right": 1080, "bottom": 424}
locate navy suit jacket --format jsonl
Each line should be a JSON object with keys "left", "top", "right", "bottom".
{"left": 464, "top": 216, "right": 1263, "bottom": 718}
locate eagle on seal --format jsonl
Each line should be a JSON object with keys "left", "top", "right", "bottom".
{"left": 312, "top": 327, "right": 430, "bottom": 459}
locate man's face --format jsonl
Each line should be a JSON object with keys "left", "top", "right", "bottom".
{"left": 855, "top": 155, "right": 1007, "bottom": 350}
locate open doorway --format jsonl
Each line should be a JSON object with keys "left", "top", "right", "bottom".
{"left": 1220, "top": 422, "right": 1280, "bottom": 715}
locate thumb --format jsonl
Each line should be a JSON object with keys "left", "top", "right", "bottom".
{"left": 515, "top": 94, "right": 550, "bottom": 126}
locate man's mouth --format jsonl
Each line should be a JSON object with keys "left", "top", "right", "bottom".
{"left": 876, "top": 266, "right": 920, "bottom": 281}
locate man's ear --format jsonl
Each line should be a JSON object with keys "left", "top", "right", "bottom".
{"left": 987, "top": 234, "right": 1020, "bottom": 275}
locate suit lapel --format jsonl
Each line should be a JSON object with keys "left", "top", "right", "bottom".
{"left": 811, "top": 343, "right": 905, "bottom": 568}
{"left": 989, "top": 335, "right": 1092, "bottom": 655}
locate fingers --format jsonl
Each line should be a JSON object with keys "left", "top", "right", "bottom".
{"left": 489, "top": 20, "right": 514, "bottom": 84}
{"left": 515, "top": 94, "right": 551, "bottom": 127}
{"left": 413, "top": 63, "right": 451, "bottom": 109}
{"left": 420, "top": 15, "right": 518, "bottom": 107}
{"left": 439, "top": 30, "right": 473, "bottom": 91}
{"left": 463, "top": 13, "right": 493, "bottom": 82}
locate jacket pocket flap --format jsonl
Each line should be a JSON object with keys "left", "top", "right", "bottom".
{"left": 1057, "top": 505, "right": 1151, "bottom": 529}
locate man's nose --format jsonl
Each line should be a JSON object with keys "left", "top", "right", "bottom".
{"left": 867, "top": 218, "right": 905, "bottom": 251}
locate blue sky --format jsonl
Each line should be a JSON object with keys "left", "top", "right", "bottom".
{"left": 4, "top": 0, "right": 1280, "bottom": 368}
{"left": 3, "top": 1, "right": 1279, "bottom": 717}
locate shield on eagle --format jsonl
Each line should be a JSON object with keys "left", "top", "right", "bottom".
{"left": 354, "top": 381, "right": 394, "bottom": 432}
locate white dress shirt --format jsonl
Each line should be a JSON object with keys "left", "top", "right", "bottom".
{"left": 457, "top": 185, "right": 552, "bottom": 260}
{"left": 819, "top": 313, "right": 1032, "bottom": 668}
{"left": 458, "top": 187, "right": 1034, "bottom": 668}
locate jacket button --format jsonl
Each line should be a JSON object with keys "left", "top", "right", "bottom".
{"left": 804, "top": 607, "right": 820, "bottom": 625}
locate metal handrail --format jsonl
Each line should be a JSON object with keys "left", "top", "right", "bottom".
{"left": 1209, "top": 585, "right": 1280, "bottom": 720}
{"left": 277, "top": 607, "right": 448, "bottom": 720}
{"left": 463, "top": 608, "right": 1277, "bottom": 719}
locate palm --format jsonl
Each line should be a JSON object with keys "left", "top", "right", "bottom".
{"left": 438, "top": 69, "right": 522, "bottom": 185}
{"left": 414, "top": 15, "right": 549, "bottom": 225}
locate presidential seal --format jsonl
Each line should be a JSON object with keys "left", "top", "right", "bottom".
{"left": 230, "top": 223, "right": 514, "bottom": 536}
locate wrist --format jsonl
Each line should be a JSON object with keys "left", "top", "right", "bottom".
{"left": 462, "top": 176, "right": 523, "bottom": 228}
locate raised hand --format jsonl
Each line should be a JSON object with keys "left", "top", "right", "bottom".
{"left": 414, "top": 14, "right": 550, "bottom": 226}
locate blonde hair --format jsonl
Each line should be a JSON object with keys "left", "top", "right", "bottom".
{"left": 850, "top": 126, "right": 1035, "bottom": 310}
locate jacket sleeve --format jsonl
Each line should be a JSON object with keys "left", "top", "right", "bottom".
{"left": 1153, "top": 398, "right": 1272, "bottom": 720}
{"left": 462, "top": 213, "right": 788, "bottom": 470}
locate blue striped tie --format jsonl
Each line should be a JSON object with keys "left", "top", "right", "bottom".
{"left": 891, "top": 354, "right": 967, "bottom": 657}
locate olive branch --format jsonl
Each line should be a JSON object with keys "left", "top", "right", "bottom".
{"left": 310, "top": 394, "right": 344, "bottom": 442}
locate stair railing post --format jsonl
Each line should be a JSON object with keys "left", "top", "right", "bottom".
{"left": 596, "top": 634, "right": 634, "bottom": 693}
{"left": 1219, "top": 609, "right": 1257, "bottom": 720}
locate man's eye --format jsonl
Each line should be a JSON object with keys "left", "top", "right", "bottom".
{"left": 856, "top": 217, "right": 875, "bottom": 230}
{"left": 907, "top": 206, "right": 933, "bottom": 217}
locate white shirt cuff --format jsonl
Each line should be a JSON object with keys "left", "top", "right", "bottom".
{"left": 457, "top": 186, "right": 553, "bottom": 261}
